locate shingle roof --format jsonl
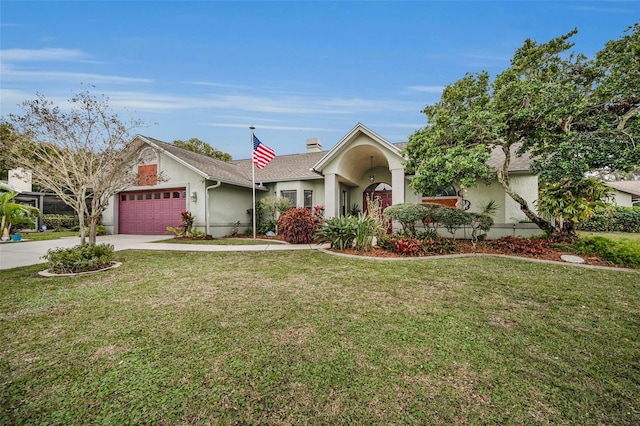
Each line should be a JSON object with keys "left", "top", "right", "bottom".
{"left": 393, "top": 142, "right": 532, "bottom": 172}
{"left": 138, "top": 135, "right": 533, "bottom": 189}
{"left": 605, "top": 180, "right": 640, "bottom": 196}
{"left": 232, "top": 151, "right": 326, "bottom": 183}
{"left": 141, "top": 136, "right": 255, "bottom": 188}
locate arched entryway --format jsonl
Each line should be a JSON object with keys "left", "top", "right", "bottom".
{"left": 363, "top": 182, "right": 393, "bottom": 213}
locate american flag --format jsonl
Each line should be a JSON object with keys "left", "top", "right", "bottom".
{"left": 252, "top": 135, "right": 276, "bottom": 169}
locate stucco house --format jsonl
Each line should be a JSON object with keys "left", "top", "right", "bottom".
{"left": 605, "top": 181, "right": 640, "bottom": 207}
{"left": 101, "top": 123, "right": 541, "bottom": 238}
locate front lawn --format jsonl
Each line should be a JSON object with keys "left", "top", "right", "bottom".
{"left": 9, "top": 231, "right": 78, "bottom": 241}
{"left": 154, "top": 237, "right": 286, "bottom": 245}
{"left": 1, "top": 251, "right": 638, "bottom": 424}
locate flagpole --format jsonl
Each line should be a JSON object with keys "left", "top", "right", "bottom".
{"left": 250, "top": 125, "right": 256, "bottom": 239}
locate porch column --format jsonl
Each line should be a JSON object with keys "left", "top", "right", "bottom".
{"left": 391, "top": 168, "right": 405, "bottom": 206}
{"left": 324, "top": 173, "right": 339, "bottom": 218}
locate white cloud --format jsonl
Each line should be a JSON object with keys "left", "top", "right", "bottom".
{"left": 103, "top": 90, "right": 416, "bottom": 115}
{"left": 200, "top": 122, "right": 338, "bottom": 132}
{"left": 407, "top": 85, "right": 445, "bottom": 93}
{"left": 1, "top": 47, "right": 88, "bottom": 62}
{"left": 1, "top": 66, "right": 152, "bottom": 84}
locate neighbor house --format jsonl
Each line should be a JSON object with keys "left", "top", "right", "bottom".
{"left": 101, "top": 123, "right": 541, "bottom": 238}
{"left": 605, "top": 181, "right": 640, "bottom": 207}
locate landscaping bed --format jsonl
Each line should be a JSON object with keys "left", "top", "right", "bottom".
{"left": 337, "top": 239, "right": 617, "bottom": 267}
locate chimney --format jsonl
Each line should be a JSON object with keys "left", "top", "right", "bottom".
{"left": 306, "top": 137, "right": 322, "bottom": 153}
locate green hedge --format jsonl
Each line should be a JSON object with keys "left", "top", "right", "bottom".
{"left": 579, "top": 206, "right": 640, "bottom": 233}
{"left": 42, "top": 214, "right": 80, "bottom": 230}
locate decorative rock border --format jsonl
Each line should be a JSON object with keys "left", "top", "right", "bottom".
{"left": 38, "top": 262, "right": 123, "bottom": 278}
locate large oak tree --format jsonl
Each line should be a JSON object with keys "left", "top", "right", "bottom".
{"left": 404, "top": 24, "right": 639, "bottom": 238}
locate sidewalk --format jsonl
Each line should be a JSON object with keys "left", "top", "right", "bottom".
{"left": 0, "top": 235, "right": 330, "bottom": 270}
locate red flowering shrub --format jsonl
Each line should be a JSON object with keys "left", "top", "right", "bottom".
{"left": 488, "top": 236, "right": 554, "bottom": 256}
{"left": 278, "top": 208, "right": 322, "bottom": 244}
{"left": 395, "top": 237, "right": 421, "bottom": 256}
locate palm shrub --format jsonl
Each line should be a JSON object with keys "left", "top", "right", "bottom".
{"left": 44, "top": 243, "right": 115, "bottom": 274}
{"left": 353, "top": 213, "right": 381, "bottom": 251}
{"left": 277, "top": 207, "right": 322, "bottom": 244}
{"left": 537, "top": 178, "right": 614, "bottom": 240}
{"left": 315, "top": 215, "right": 358, "bottom": 250}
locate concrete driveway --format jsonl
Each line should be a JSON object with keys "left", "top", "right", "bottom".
{"left": 0, "top": 235, "right": 330, "bottom": 270}
{"left": 0, "top": 235, "right": 167, "bottom": 270}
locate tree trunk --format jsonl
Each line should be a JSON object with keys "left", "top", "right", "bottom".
{"left": 77, "top": 200, "right": 87, "bottom": 248}
{"left": 496, "top": 172, "right": 556, "bottom": 236}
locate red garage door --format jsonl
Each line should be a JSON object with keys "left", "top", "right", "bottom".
{"left": 119, "top": 188, "right": 186, "bottom": 234}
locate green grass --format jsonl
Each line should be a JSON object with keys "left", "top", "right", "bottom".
{"left": 579, "top": 230, "right": 640, "bottom": 243}
{"left": 13, "top": 231, "right": 79, "bottom": 241}
{"left": 1, "top": 251, "right": 639, "bottom": 424}
{"left": 154, "top": 237, "right": 286, "bottom": 245}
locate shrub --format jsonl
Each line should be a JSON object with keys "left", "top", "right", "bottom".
{"left": 489, "top": 236, "right": 555, "bottom": 256}
{"left": 421, "top": 237, "right": 458, "bottom": 255}
{"left": 82, "top": 225, "right": 108, "bottom": 236}
{"left": 431, "top": 206, "right": 472, "bottom": 239}
{"left": 43, "top": 214, "right": 79, "bottom": 230}
{"left": 258, "top": 220, "right": 276, "bottom": 235}
{"left": 579, "top": 206, "right": 640, "bottom": 233}
{"left": 395, "top": 237, "right": 421, "bottom": 256}
{"left": 376, "top": 235, "right": 397, "bottom": 251}
{"left": 278, "top": 208, "right": 322, "bottom": 244}
{"left": 353, "top": 213, "right": 381, "bottom": 251}
{"left": 383, "top": 203, "right": 431, "bottom": 236}
{"left": 315, "top": 216, "right": 358, "bottom": 250}
{"left": 43, "top": 243, "right": 115, "bottom": 274}
{"left": 416, "top": 229, "right": 439, "bottom": 240}
{"left": 572, "top": 236, "right": 640, "bottom": 269}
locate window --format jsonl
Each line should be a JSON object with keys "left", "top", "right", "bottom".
{"left": 121, "top": 195, "right": 126, "bottom": 202}
{"left": 280, "top": 190, "right": 297, "bottom": 207}
{"left": 154, "top": 192, "right": 161, "bottom": 199}
{"left": 173, "top": 191, "right": 180, "bottom": 198}
{"left": 304, "top": 190, "right": 313, "bottom": 209}
{"left": 137, "top": 193, "right": 143, "bottom": 200}
{"left": 422, "top": 185, "right": 457, "bottom": 197}
{"left": 163, "top": 192, "right": 171, "bottom": 199}
{"left": 128, "top": 194, "right": 135, "bottom": 201}
{"left": 145, "top": 193, "right": 152, "bottom": 200}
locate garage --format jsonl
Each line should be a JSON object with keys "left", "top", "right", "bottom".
{"left": 118, "top": 188, "right": 186, "bottom": 234}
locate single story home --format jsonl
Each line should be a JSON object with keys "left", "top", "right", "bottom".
{"left": 101, "top": 123, "right": 541, "bottom": 238}
{"left": 605, "top": 181, "right": 640, "bottom": 207}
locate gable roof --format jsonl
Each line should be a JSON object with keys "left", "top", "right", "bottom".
{"left": 136, "top": 135, "right": 255, "bottom": 188}
{"left": 605, "top": 180, "right": 640, "bottom": 197}
{"left": 312, "top": 123, "right": 402, "bottom": 172}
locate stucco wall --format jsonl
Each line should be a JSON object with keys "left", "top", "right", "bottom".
{"left": 612, "top": 191, "right": 633, "bottom": 207}
{"left": 263, "top": 179, "right": 325, "bottom": 209}
{"left": 207, "top": 183, "right": 253, "bottom": 237}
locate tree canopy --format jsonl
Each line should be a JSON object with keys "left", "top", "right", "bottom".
{"left": 3, "top": 91, "right": 148, "bottom": 247}
{"left": 404, "top": 24, "right": 639, "bottom": 237}
{"left": 172, "top": 138, "right": 232, "bottom": 162}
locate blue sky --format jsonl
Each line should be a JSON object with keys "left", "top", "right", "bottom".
{"left": 1, "top": 1, "right": 638, "bottom": 160}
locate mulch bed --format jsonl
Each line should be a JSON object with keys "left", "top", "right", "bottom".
{"left": 337, "top": 240, "right": 618, "bottom": 268}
